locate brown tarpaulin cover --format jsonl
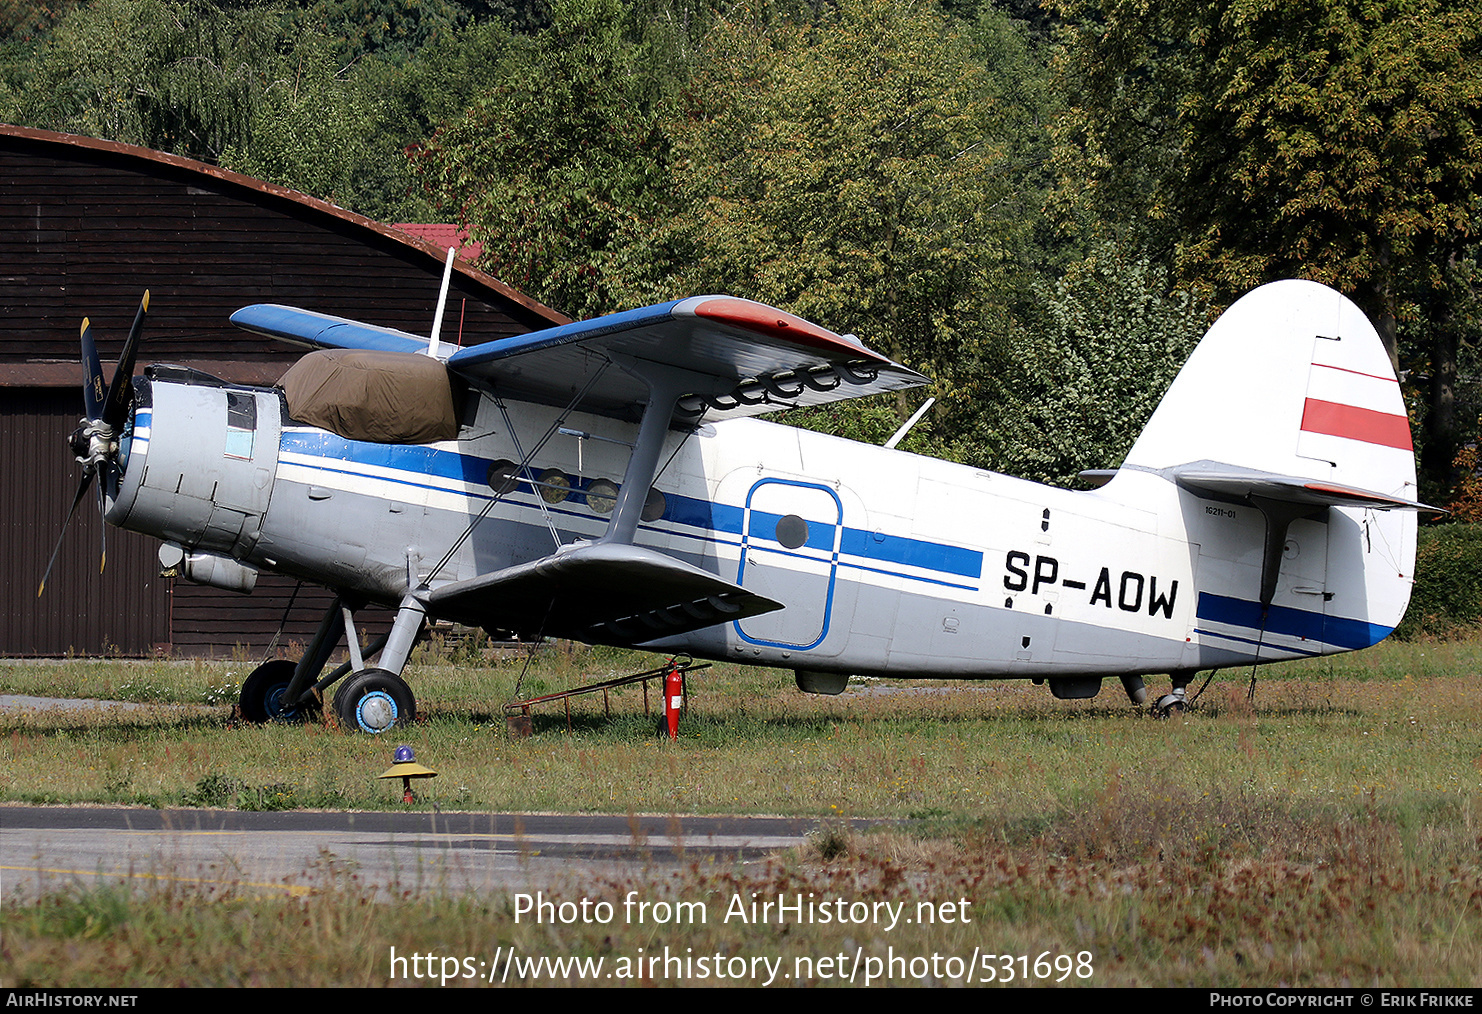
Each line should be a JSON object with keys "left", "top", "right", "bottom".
{"left": 279, "top": 349, "right": 462, "bottom": 444}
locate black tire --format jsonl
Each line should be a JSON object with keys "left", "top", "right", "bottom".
{"left": 334, "top": 669, "right": 416, "bottom": 733}
{"left": 239, "top": 660, "right": 318, "bottom": 724}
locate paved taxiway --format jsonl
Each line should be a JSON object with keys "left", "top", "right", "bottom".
{"left": 0, "top": 806, "right": 831, "bottom": 899}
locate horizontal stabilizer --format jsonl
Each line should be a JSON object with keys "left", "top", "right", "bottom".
{"left": 1171, "top": 464, "right": 1438, "bottom": 512}
{"left": 427, "top": 543, "right": 782, "bottom": 644}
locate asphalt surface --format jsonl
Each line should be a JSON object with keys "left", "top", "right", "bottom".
{"left": 0, "top": 804, "right": 842, "bottom": 900}
{"left": 0, "top": 693, "right": 873, "bottom": 900}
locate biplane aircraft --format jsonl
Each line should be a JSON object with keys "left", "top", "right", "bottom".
{"left": 44, "top": 276, "right": 1427, "bottom": 731}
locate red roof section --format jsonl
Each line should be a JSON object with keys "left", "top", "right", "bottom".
{"left": 393, "top": 223, "right": 484, "bottom": 262}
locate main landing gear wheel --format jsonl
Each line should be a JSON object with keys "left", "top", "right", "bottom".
{"left": 1154, "top": 691, "right": 1188, "bottom": 718}
{"left": 239, "top": 659, "right": 319, "bottom": 724}
{"left": 334, "top": 669, "right": 416, "bottom": 734}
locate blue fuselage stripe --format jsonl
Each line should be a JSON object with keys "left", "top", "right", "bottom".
{"left": 1195, "top": 592, "right": 1391, "bottom": 651}
{"left": 277, "top": 430, "right": 984, "bottom": 585}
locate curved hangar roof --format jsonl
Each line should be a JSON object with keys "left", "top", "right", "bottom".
{"left": 0, "top": 124, "right": 567, "bottom": 657}
{"left": 0, "top": 123, "right": 568, "bottom": 388}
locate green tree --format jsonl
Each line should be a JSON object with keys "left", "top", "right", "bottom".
{"left": 978, "top": 246, "right": 1212, "bottom": 486}
{"left": 655, "top": 0, "right": 1038, "bottom": 460}
{"left": 669, "top": 0, "right": 1019, "bottom": 370}
{"left": 220, "top": 32, "right": 413, "bottom": 221}
{"left": 0, "top": 0, "right": 281, "bottom": 162}
{"left": 1051, "top": 0, "right": 1482, "bottom": 496}
{"left": 409, "top": 0, "right": 698, "bottom": 317}
{"left": 284, "top": 0, "right": 472, "bottom": 66}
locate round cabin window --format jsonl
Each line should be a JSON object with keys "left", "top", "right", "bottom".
{"left": 586, "top": 478, "right": 618, "bottom": 515}
{"left": 486, "top": 459, "right": 520, "bottom": 495}
{"left": 538, "top": 468, "right": 571, "bottom": 504}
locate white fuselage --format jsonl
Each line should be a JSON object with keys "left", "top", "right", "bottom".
{"left": 109, "top": 372, "right": 1409, "bottom": 682}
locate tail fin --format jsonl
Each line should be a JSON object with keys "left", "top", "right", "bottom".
{"left": 1120, "top": 279, "right": 1423, "bottom": 652}
{"left": 1125, "top": 280, "right": 1415, "bottom": 493}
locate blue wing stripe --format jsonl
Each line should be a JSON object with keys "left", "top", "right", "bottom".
{"left": 230, "top": 305, "right": 428, "bottom": 354}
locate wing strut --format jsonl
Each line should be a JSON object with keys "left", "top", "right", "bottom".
{"left": 601, "top": 360, "right": 726, "bottom": 547}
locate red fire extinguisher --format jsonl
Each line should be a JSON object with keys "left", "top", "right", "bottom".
{"left": 662, "top": 660, "right": 682, "bottom": 740}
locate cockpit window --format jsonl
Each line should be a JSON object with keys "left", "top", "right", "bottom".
{"left": 225, "top": 391, "right": 257, "bottom": 459}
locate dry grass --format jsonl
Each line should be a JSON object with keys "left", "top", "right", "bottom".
{"left": 2, "top": 639, "right": 1481, "bottom": 986}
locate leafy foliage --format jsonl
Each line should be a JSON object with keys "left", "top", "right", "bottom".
{"left": 284, "top": 0, "right": 473, "bottom": 66}
{"left": 0, "top": 0, "right": 282, "bottom": 162}
{"left": 1050, "top": 0, "right": 1482, "bottom": 496}
{"left": 665, "top": 0, "right": 1021, "bottom": 370}
{"left": 1394, "top": 523, "right": 1482, "bottom": 639}
{"left": 220, "top": 31, "right": 412, "bottom": 221}
{"left": 409, "top": 0, "right": 692, "bottom": 317}
{"left": 1053, "top": 0, "right": 1482, "bottom": 311}
{"left": 969, "top": 246, "right": 1212, "bottom": 485}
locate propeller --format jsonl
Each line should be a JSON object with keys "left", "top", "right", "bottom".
{"left": 38, "top": 291, "right": 150, "bottom": 598}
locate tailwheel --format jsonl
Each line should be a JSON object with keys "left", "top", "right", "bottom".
{"left": 1154, "top": 689, "right": 1189, "bottom": 718}
{"left": 1152, "top": 671, "right": 1194, "bottom": 719}
{"left": 240, "top": 659, "right": 319, "bottom": 723}
{"left": 1156, "top": 697, "right": 1185, "bottom": 718}
{"left": 334, "top": 669, "right": 416, "bottom": 734}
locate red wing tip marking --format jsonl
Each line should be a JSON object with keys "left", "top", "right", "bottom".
{"left": 1300, "top": 398, "right": 1413, "bottom": 451}
{"left": 688, "top": 297, "right": 889, "bottom": 363}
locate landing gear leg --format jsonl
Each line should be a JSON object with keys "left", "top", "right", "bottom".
{"left": 1154, "top": 671, "right": 1194, "bottom": 717}
{"left": 1120, "top": 675, "right": 1147, "bottom": 706}
{"left": 332, "top": 593, "right": 427, "bottom": 734}
{"left": 239, "top": 595, "right": 352, "bottom": 723}
{"left": 257, "top": 593, "right": 357, "bottom": 722}
{"left": 239, "top": 658, "right": 320, "bottom": 723}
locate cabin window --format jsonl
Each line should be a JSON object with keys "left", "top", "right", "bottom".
{"left": 487, "top": 459, "right": 520, "bottom": 495}
{"left": 586, "top": 478, "right": 618, "bottom": 514}
{"left": 538, "top": 468, "right": 571, "bottom": 504}
{"left": 641, "top": 488, "right": 666, "bottom": 522}
{"left": 775, "top": 514, "right": 809, "bottom": 549}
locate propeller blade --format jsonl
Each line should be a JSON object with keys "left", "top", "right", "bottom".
{"left": 101, "top": 289, "right": 149, "bottom": 430}
{"left": 38, "top": 470, "right": 95, "bottom": 598}
{"left": 81, "top": 317, "right": 105, "bottom": 422}
{"left": 96, "top": 472, "right": 107, "bottom": 575}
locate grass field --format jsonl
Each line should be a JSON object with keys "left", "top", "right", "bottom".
{"left": 2, "top": 639, "right": 1480, "bottom": 986}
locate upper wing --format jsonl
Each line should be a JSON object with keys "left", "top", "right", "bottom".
{"left": 232, "top": 296, "right": 928, "bottom": 421}
{"left": 229, "top": 304, "right": 429, "bottom": 354}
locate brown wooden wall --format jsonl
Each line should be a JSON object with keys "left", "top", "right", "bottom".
{"left": 0, "top": 127, "right": 564, "bottom": 378}
{"left": 3, "top": 388, "right": 171, "bottom": 656}
{"left": 0, "top": 126, "right": 564, "bottom": 657}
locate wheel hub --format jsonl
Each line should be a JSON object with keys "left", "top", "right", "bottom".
{"left": 265, "top": 685, "right": 291, "bottom": 719}
{"left": 356, "top": 691, "right": 397, "bottom": 732}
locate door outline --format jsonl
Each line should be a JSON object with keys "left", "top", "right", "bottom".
{"left": 735, "top": 478, "right": 843, "bottom": 650}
